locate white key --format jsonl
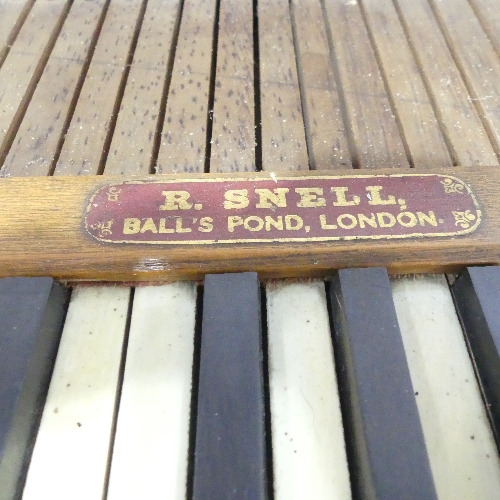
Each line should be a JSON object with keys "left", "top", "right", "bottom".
{"left": 107, "top": 283, "right": 197, "bottom": 499}
{"left": 23, "top": 286, "right": 130, "bottom": 499}
{"left": 391, "top": 275, "right": 500, "bottom": 500}
{"left": 266, "top": 280, "right": 351, "bottom": 500}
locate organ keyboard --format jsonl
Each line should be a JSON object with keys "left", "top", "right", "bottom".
{"left": 2, "top": 0, "right": 500, "bottom": 498}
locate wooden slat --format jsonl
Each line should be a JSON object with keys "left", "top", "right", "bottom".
{"left": 193, "top": 272, "right": 266, "bottom": 499}
{"left": 359, "top": 0, "right": 451, "bottom": 168}
{"left": 323, "top": 0, "right": 408, "bottom": 169}
{"left": 266, "top": 280, "right": 351, "bottom": 500}
{"left": 53, "top": 0, "right": 146, "bottom": 176}
{"left": 258, "top": 0, "right": 308, "bottom": 172}
{"left": 0, "top": 278, "right": 67, "bottom": 500}
{"left": 22, "top": 286, "right": 130, "bottom": 499}
{"left": 156, "top": 0, "right": 217, "bottom": 174}
{"left": 290, "top": 0, "right": 351, "bottom": 170}
{"left": 0, "top": 166, "right": 498, "bottom": 280}
{"left": 451, "top": 266, "right": 500, "bottom": 445}
{"left": 428, "top": 0, "right": 500, "bottom": 156}
{"left": 392, "top": 275, "right": 500, "bottom": 500}
{"left": 1, "top": 0, "right": 109, "bottom": 177}
{"left": 330, "top": 268, "right": 437, "bottom": 499}
{"left": 0, "top": 0, "right": 34, "bottom": 65}
{"left": 209, "top": 0, "right": 254, "bottom": 173}
{"left": 104, "top": 0, "right": 182, "bottom": 175}
{"left": 393, "top": 0, "right": 498, "bottom": 167}
{"left": 0, "top": 0, "right": 71, "bottom": 164}
{"left": 107, "top": 283, "right": 196, "bottom": 499}
{"left": 469, "top": 0, "right": 500, "bottom": 58}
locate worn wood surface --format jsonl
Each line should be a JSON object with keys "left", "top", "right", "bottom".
{"left": 0, "top": 166, "right": 496, "bottom": 281}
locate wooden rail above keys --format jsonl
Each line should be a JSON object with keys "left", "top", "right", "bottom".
{"left": 0, "top": 165, "right": 499, "bottom": 281}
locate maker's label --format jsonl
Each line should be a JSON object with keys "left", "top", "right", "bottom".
{"left": 84, "top": 174, "right": 482, "bottom": 244}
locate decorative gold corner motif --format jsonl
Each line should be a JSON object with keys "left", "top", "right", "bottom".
{"left": 441, "top": 178, "right": 464, "bottom": 194}
{"left": 107, "top": 186, "right": 121, "bottom": 201}
{"left": 453, "top": 210, "right": 476, "bottom": 228}
{"left": 90, "top": 220, "right": 114, "bottom": 237}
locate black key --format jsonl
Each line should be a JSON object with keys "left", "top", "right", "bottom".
{"left": 452, "top": 266, "right": 500, "bottom": 445}
{"left": 193, "top": 272, "right": 267, "bottom": 500}
{"left": 329, "top": 268, "right": 437, "bottom": 500}
{"left": 0, "top": 277, "right": 68, "bottom": 500}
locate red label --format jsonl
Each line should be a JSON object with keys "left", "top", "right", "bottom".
{"left": 84, "top": 174, "right": 481, "bottom": 244}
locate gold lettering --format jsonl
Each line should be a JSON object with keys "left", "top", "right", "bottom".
{"left": 366, "top": 186, "right": 396, "bottom": 206}
{"left": 159, "top": 191, "right": 193, "bottom": 210}
{"left": 159, "top": 218, "right": 174, "bottom": 233}
{"left": 417, "top": 211, "right": 438, "bottom": 226}
{"left": 377, "top": 212, "right": 396, "bottom": 228}
{"left": 337, "top": 214, "right": 357, "bottom": 229}
{"left": 140, "top": 218, "right": 158, "bottom": 233}
{"left": 228, "top": 216, "right": 244, "bottom": 232}
{"left": 320, "top": 214, "right": 337, "bottom": 230}
{"left": 123, "top": 218, "right": 141, "bottom": 234}
{"left": 331, "top": 187, "right": 360, "bottom": 207}
{"left": 198, "top": 217, "right": 214, "bottom": 232}
{"left": 175, "top": 218, "right": 191, "bottom": 233}
{"left": 265, "top": 216, "right": 283, "bottom": 231}
{"left": 397, "top": 212, "right": 417, "bottom": 228}
{"left": 295, "top": 188, "right": 326, "bottom": 207}
{"left": 358, "top": 213, "right": 377, "bottom": 228}
{"left": 285, "top": 215, "right": 303, "bottom": 231}
{"left": 244, "top": 216, "right": 264, "bottom": 232}
{"left": 255, "top": 188, "right": 289, "bottom": 208}
{"left": 224, "top": 189, "right": 250, "bottom": 209}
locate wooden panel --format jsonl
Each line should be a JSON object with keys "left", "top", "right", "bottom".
{"left": 323, "top": 0, "right": 408, "bottom": 169}
{"left": 266, "top": 280, "right": 351, "bottom": 500}
{"left": 105, "top": 0, "right": 182, "bottom": 175}
{"left": 0, "top": 0, "right": 34, "bottom": 65}
{"left": 107, "top": 283, "right": 196, "bottom": 499}
{"left": 156, "top": 0, "right": 217, "bottom": 174}
{"left": 360, "top": 0, "right": 450, "bottom": 168}
{"left": 0, "top": 0, "right": 71, "bottom": 164}
{"left": 210, "top": 0, "right": 255, "bottom": 173}
{"left": 290, "top": 0, "right": 351, "bottom": 170}
{"left": 330, "top": 268, "right": 436, "bottom": 499}
{"left": 193, "top": 273, "right": 266, "bottom": 499}
{"left": 392, "top": 275, "right": 500, "bottom": 500}
{"left": 0, "top": 166, "right": 498, "bottom": 280}
{"left": 451, "top": 267, "right": 500, "bottom": 445}
{"left": 394, "top": 0, "right": 498, "bottom": 167}
{"left": 428, "top": 0, "right": 500, "bottom": 156}
{"left": 22, "top": 286, "right": 130, "bottom": 499}
{"left": 53, "top": 0, "right": 146, "bottom": 176}
{"left": 1, "top": 0, "right": 109, "bottom": 177}
{"left": 0, "top": 278, "right": 67, "bottom": 500}
{"left": 259, "top": 0, "right": 308, "bottom": 172}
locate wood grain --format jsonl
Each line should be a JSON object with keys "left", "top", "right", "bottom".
{"left": 105, "top": 0, "right": 182, "bottom": 175}
{"left": 258, "top": 0, "right": 308, "bottom": 172}
{"left": 210, "top": 0, "right": 255, "bottom": 173}
{"left": 394, "top": 0, "right": 498, "bottom": 167}
{"left": 156, "top": 0, "right": 217, "bottom": 174}
{"left": 0, "top": 0, "right": 34, "bottom": 66}
{"left": 0, "top": 0, "right": 71, "bottom": 164}
{"left": 1, "top": 0, "right": 109, "bottom": 177}
{"left": 360, "top": 0, "right": 451, "bottom": 168}
{"left": 290, "top": 0, "right": 351, "bottom": 170}
{"left": 323, "top": 0, "right": 408, "bottom": 169}
{"left": 53, "top": 0, "right": 146, "bottom": 176}
{"left": 0, "top": 167, "right": 498, "bottom": 281}
{"left": 428, "top": 0, "right": 500, "bottom": 157}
